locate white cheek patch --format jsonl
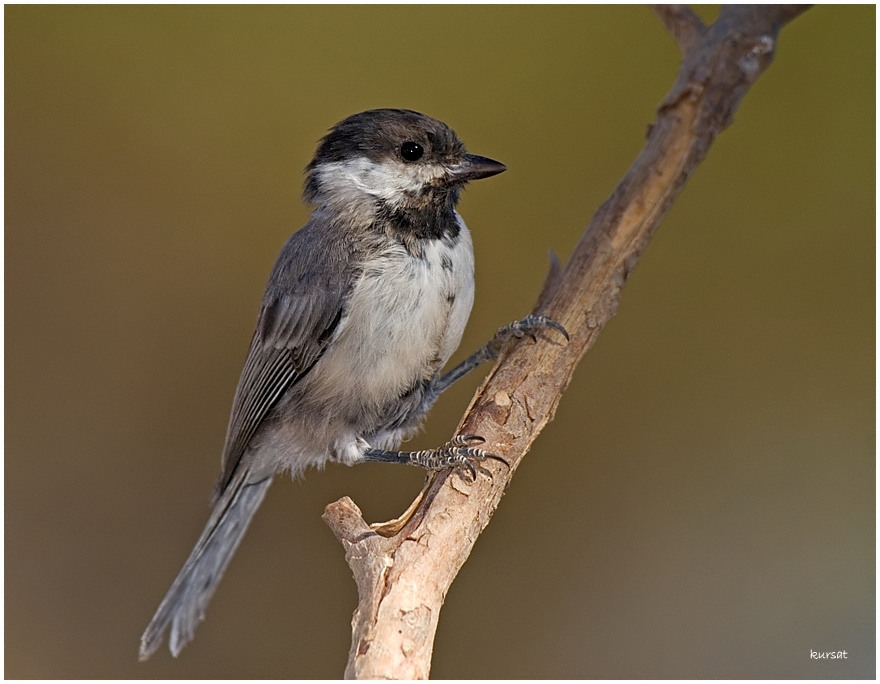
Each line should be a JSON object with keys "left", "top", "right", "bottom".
{"left": 315, "top": 158, "right": 446, "bottom": 206}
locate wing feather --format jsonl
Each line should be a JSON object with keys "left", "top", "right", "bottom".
{"left": 214, "top": 221, "right": 357, "bottom": 495}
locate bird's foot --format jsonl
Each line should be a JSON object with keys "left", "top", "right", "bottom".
{"left": 364, "top": 434, "right": 507, "bottom": 481}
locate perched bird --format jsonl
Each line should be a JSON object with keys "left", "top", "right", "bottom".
{"left": 139, "top": 108, "right": 565, "bottom": 660}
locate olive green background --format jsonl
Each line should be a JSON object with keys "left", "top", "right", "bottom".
{"left": 5, "top": 5, "right": 874, "bottom": 679}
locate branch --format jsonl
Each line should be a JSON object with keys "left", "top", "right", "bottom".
{"left": 323, "top": 5, "right": 810, "bottom": 679}
{"left": 653, "top": 4, "right": 706, "bottom": 53}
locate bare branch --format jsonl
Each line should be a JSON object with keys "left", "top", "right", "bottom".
{"left": 324, "top": 5, "right": 810, "bottom": 679}
{"left": 653, "top": 4, "right": 706, "bottom": 53}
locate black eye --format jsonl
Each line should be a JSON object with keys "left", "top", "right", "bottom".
{"left": 400, "top": 141, "right": 424, "bottom": 162}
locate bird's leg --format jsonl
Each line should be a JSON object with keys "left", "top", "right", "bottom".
{"left": 364, "top": 434, "right": 508, "bottom": 481}
{"left": 431, "top": 313, "right": 569, "bottom": 395}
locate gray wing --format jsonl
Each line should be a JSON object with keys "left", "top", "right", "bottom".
{"left": 215, "top": 221, "right": 357, "bottom": 495}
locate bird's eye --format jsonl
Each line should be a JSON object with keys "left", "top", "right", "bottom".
{"left": 400, "top": 141, "right": 424, "bottom": 162}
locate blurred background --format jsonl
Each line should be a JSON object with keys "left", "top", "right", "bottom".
{"left": 5, "top": 5, "right": 874, "bottom": 679}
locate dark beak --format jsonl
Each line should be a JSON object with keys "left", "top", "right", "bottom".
{"left": 447, "top": 154, "right": 507, "bottom": 183}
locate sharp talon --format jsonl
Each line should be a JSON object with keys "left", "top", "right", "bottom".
{"left": 546, "top": 319, "right": 570, "bottom": 342}
{"left": 485, "top": 452, "right": 510, "bottom": 469}
{"left": 531, "top": 315, "right": 569, "bottom": 342}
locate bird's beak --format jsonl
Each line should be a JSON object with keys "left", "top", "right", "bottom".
{"left": 447, "top": 154, "right": 507, "bottom": 183}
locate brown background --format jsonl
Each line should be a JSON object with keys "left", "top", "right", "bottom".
{"left": 5, "top": 5, "right": 874, "bottom": 679}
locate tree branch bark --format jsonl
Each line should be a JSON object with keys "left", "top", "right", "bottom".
{"left": 323, "top": 5, "right": 810, "bottom": 679}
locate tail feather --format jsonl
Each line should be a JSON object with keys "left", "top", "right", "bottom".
{"left": 139, "top": 474, "right": 272, "bottom": 660}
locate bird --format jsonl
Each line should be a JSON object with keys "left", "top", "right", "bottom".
{"left": 139, "top": 108, "right": 566, "bottom": 660}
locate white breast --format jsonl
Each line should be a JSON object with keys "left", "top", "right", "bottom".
{"left": 302, "top": 214, "right": 475, "bottom": 452}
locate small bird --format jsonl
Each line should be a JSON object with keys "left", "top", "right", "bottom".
{"left": 139, "top": 108, "right": 565, "bottom": 660}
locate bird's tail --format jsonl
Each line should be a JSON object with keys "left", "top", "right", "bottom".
{"left": 139, "top": 472, "right": 272, "bottom": 660}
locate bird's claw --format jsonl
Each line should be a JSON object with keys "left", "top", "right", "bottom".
{"left": 492, "top": 314, "right": 569, "bottom": 354}
{"left": 409, "top": 434, "right": 508, "bottom": 481}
